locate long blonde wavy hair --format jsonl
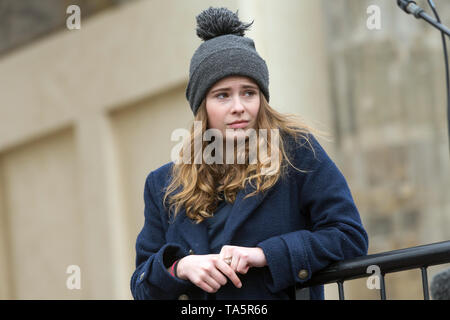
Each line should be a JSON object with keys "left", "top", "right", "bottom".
{"left": 163, "top": 92, "right": 322, "bottom": 223}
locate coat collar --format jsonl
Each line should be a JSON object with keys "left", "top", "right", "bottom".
{"left": 173, "top": 181, "right": 271, "bottom": 254}
{"left": 222, "top": 181, "right": 270, "bottom": 244}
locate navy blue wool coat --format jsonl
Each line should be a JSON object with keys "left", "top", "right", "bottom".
{"left": 131, "top": 134, "right": 368, "bottom": 300}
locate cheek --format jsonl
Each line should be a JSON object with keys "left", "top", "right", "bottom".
{"left": 207, "top": 107, "right": 225, "bottom": 129}
{"left": 250, "top": 99, "right": 260, "bottom": 118}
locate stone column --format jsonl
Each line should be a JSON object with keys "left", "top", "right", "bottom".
{"left": 75, "top": 110, "right": 129, "bottom": 299}
{"left": 239, "top": 0, "right": 334, "bottom": 156}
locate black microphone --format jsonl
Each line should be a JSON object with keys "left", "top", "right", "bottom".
{"left": 397, "top": 0, "right": 412, "bottom": 10}
{"left": 396, "top": 0, "right": 450, "bottom": 36}
{"left": 430, "top": 268, "right": 450, "bottom": 300}
{"left": 397, "top": 0, "right": 424, "bottom": 18}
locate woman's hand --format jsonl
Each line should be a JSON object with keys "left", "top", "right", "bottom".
{"left": 176, "top": 254, "right": 242, "bottom": 293}
{"left": 219, "top": 245, "right": 267, "bottom": 274}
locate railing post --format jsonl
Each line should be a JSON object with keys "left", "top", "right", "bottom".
{"left": 421, "top": 267, "right": 430, "bottom": 300}
{"left": 380, "top": 273, "right": 386, "bottom": 300}
{"left": 337, "top": 281, "right": 345, "bottom": 300}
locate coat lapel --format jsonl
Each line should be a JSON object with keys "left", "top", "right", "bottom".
{"left": 172, "top": 182, "right": 271, "bottom": 253}
{"left": 222, "top": 182, "right": 271, "bottom": 245}
{"left": 172, "top": 208, "right": 210, "bottom": 254}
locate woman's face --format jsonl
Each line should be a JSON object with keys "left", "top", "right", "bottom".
{"left": 205, "top": 76, "right": 260, "bottom": 142}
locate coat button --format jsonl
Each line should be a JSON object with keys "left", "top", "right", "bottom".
{"left": 298, "top": 269, "right": 309, "bottom": 280}
{"left": 178, "top": 294, "right": 189, "bottom": 300}
{"left": 188, "top": 249, "right": 194, "bottom": 255}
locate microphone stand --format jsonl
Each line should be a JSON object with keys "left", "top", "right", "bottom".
{"left": 397, "top": 0, "right": 450, "bottom": 36}
{"left": 397, "top": 0, "right": 450, "bottom": 156}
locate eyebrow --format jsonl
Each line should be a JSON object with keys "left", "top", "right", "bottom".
{"left": 209, "top": 85, "right": 259, "bottom": 95}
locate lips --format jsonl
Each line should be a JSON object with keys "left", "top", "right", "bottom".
{"left": 228, "top": 121, "right": 249, "bottom": 129}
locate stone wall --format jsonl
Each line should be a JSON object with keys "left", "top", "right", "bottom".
{"left": 0, "top": 0, "right": 132, "bottom": 56}
{"left": 321, "top": 0, "right": 450, "bottom": 299}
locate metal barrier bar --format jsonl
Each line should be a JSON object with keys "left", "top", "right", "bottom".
{"left": 297, "top": 240, "right": 450, "bottom": 299}
{"left": 299, "top": 240, "right": 450, "bottom": 287}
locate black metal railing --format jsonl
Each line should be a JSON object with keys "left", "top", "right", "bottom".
{"left": 298, "top": 240, "right": 450, "bottom": 300}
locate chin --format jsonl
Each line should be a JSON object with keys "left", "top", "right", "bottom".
{"left": 225, "top": 129, "right": 251, "bottom": 142}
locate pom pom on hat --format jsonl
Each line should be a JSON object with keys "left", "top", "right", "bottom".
{"left": 196, "top": 7, "right": 254, "bottom": 41}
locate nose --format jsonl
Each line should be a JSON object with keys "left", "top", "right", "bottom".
{"left": 231, "top": 95, "right": 245, "bottom": 114}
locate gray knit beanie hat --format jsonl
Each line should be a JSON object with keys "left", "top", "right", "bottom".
{"left": 186, "top": 7, "right": 270, "bottom": 115}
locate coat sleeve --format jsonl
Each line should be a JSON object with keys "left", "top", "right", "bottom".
{"left": 130, "top": 171, "right": 193, "bottom": 299}
{"left": 257, "top": 134, "right": 369, "bottom": 293}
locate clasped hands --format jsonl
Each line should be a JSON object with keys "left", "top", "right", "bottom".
{"left": 175, "top": 245, "right": 267, "bottom": 293}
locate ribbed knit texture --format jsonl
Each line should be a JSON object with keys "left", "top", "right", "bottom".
{"left": 185, "top": 8, "right": 270, "bottom": 115}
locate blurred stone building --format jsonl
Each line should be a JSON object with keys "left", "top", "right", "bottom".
{"left": 0, "top": 0, "right": 448, "bottom": 299}
{"left": 323, "top": 0, "right": 450, "bottom": 299}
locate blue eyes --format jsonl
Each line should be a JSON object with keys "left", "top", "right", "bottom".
{"left": 216, "top": 91, "right": 256, "bottom": 99}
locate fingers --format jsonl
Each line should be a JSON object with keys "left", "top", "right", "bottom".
{"left": 182, "top": 253, "right": 244, "bottom": 293}
{"left": 220, "top": 245, "right": 251, "bottom": 275}
{"left": 236, "top": 256, "right": 250, "bottom": 274}
{"left": 219, "top": 246, "right": 234, "bottom": 273}
{"left": 202, "top": 275, "right": 222, "bottom": 293}
{"left": 215, "top": 258, "right": 242, "bottom": 288}
{"left": 230, "top": 255, "right": 238, "bottom": 271}
{"left": 191, "top": 270, "right": 223, "bottom": 293}
{"left": 185, "top": 255, "right": 234, "bottom": 293}
{"left": 229, "top": 255, "right": 250, "bottom": 274}
{"left": 209, "top": 267, "right": 228, "bottom": 286}
{"left": 195, "top": 279, "right": 215, "bottom": 294}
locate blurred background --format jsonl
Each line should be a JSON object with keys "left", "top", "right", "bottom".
{"left": 0, "top": 0, "right": 449, "bottom": 300}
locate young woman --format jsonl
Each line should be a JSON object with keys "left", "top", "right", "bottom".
{"left": 131, "top": 7, "right": 368, "bottom": 300}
